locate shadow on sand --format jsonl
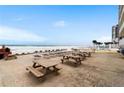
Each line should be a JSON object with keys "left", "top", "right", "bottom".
{"left": 62, "top": 61, "right": 82, "bottom": 67}
{"left": 26, "top": 71, "right": 60, "bottom": 84}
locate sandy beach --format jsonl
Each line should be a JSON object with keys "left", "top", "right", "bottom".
{"left": 0, "top": 51, "right": 124, "bottom": 87}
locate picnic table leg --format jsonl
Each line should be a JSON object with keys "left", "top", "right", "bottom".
{"left": 62, "top": 56, "right": 65, "bottom": 63}
{"left": 41, "top": 67, "right": 48, "bottom": 75}
{"left": 43, "top": 66, "right": 59, "bottom": 75}
{"left": 88, "top": 52, "right": 91, "bottom": 57}
{"left": 45, "top": 68, "right": 50, "bottom": 74}
{"left": 84, "top": 54, "right": 86, "bottom": 59}
{"left": 66, "top": 56, "right": 69, "bottom": 62}
{"left": 76, "top": 58, "right": 81, "bottom": 65}
{"left": 79, "top": 58, "right": 81, "bottom": 64}
{"left": 33, "top": 63, "right": 37, "bottom": 68}
{"left": 81, "top": 54, "right": 86, "bottom": 60}
{"left": 61, "top": 59, "right": 64, "bottom": 63}
{"left": 32, "top": 62, "right": 41, "bottom": 68}
{"left": 53, "top": 66, "right": 60, "bottom": 75}
{"left": 61, "top": 56, "right": 67, "bottom": 63}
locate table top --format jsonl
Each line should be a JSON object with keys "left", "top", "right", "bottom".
{"left": 65, "top": 54, "right": 81, "bottom": 58}
{"left": 33, "top": 57, "right": 60, "bottom": 68}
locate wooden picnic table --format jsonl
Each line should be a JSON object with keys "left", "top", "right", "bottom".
{"left": 33, "top": 58, "right": 58, "bottom": 67}
{"left": 72, "top": 52, "right": 86, "bottom": 59}
{"left": 61, "top": 54, "right": 82, "bottom": 66}
{"left": 26, "top": 58, "right": 61, "bottom": 78}
{"left": 80, "top": 52, "right": 91, "bottom": 57}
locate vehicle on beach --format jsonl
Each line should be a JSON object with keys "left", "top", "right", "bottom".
{"left": 0, "top": 45, "right": 11, "bottom": 59}
{"left": 0, "top": 45, "right": 17, "bottom": 60}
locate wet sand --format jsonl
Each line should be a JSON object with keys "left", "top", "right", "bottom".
{"left": 0, "top": 52, "right": 124, "bottom": 87}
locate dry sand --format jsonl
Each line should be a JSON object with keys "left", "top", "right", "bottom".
{"left": 0, "top": 52, "right": 124, "bottom": 87}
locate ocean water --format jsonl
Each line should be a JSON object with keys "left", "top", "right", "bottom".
{"left": 0, "top": 45, "right": 81, "bottom": 54}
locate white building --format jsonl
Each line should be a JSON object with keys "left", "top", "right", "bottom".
{"left": 112, "top": 24, "right": 119, "bottom": 48}
{"left": 118, "top": 5, "right": 124, "bottom": 55}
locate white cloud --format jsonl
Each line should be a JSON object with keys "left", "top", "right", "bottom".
{"left": 15, "top": 17, "right": 23, "bottom": 21}
{"left": 53, "top": 20, "right": 65, "bottom": 27}
{"left": 13, "top": 17, "right": 24, "bottom": 21}
{"left": 0, "top": 25, "right": 46, "bottom": 42}
{"left": 97, "top": 36, "right": 111, "bottom": 42}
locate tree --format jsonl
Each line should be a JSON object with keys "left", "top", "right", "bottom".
{"left": 92, "top": 40, "right": 97, "bottom": 49}
{"left": 92, "top": 40, "right": 97, "bottom": 44}
{"left": 109, "top": 42, "right": 113, "bottom": 49}
{"left": 104, "top": 42, "right": 112, "bottom": 49}
{"left": 97, "top": 42, "right": 103, "bottom": 50}
{"left": 104, "top": 42, "right": 109, "bottom": 47}
{"left": 104, "top": 42, "right": 109, "bottom": 45}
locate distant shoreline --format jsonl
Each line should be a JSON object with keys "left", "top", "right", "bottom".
{"left": 0, "top": 45, "right": 84, "bottom": 47}
{"left": 0, "top": 45, "right": 83, "bottom": 54}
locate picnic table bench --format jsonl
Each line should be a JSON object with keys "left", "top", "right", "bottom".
{"left": 26, "top": 58, "right": 61, "bottom": 78}
{"left": 61, "top": 54, "right": 82, "bottom": 66}
{"left": 72, "top": 53, "right": 86, "bottom": 60}
{"left": 26, "top": 66, "right": 44, "bottom": 77}
{"left": 81, "top": 52, "right": 91, "bottom": 57}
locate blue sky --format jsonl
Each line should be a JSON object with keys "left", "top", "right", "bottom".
{"left": 0, "top": 5, "right": 118, "bottom": 45}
